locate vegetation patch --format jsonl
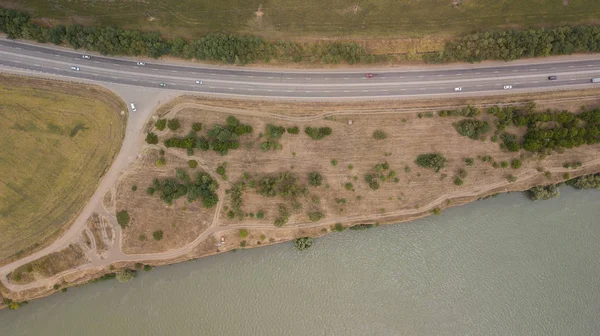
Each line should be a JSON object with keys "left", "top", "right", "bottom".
{"left": 10, "top": 244, "right": 87, "bottom": 284}
{"left": 148, "top": 169, "right": 219, "bottom": 207}
{"left": 116, "top": 210, "right": 130, "bottom": 228}
{"left": 528, "top": 185, "right": 560, "bottom": 200}
{"left": 305, "top": 126, "right": 332, "bottom": 140}
{"left": 566, "top": 173, "right": 600, "bottom": 189}
{"left": 294, "top": 237, "right": 313, "bottom": 251}
{"left": 415, "top": 154, "right": 447, "bottom": 172}
{"left": 454, "top": 119, "right": 490, "bottom": 140}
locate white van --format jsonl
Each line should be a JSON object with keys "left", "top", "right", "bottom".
{"left": 130, "top": 103, "right": 137, "bottom": 112}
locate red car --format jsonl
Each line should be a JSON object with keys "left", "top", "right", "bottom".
{"left": 366, "top": 73, "right": 374, "bottom": 78}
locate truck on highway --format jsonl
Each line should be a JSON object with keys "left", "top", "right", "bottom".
{"left": 592, "top": 78, "right": 600, "bottom": 83}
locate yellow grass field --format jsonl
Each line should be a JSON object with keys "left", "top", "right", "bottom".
{"left": 0, "top": 75, "right": 126, "bottom": 263}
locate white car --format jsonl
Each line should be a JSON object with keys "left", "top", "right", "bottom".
{"left": 136, "top": 62, "right": 146, "bottom": 66}
{"left": 82, "top": 55, "right": 91, "bottom": 59}
{"left": 503, "top": 85, "right": 513, "bottom": 90}
{"left": 70, "top": 66, "right": 80, "bottom": 71}
{"left": 454, "top": 87, "right": 462, "bottom": 92}
{"left": 130, "top": 103, "right": 137, "bottom": 112}
{"left": 195, "top": 80, "right": 203, "bottom": 84}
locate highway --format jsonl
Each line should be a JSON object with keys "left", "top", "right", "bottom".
{"left": 1, "top": 38, "right": 600, "bottom": 98}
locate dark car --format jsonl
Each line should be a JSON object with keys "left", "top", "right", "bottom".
{"left": 548, "top": 76, "right": 557, "bottom": 80}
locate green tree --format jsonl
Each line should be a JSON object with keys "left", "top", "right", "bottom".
{"left": 153, "top": 230, "right": 164, "bottom": 241}
{"left": 145, "top": 132, "right": 158, "bottom": 144}
{"left": 167, "top": 119, "right": 180, "bottom": 131}
{"left": 294, "top": 237, "right": 313, "bottom": 250}
{"left": 116, "top": 210, "right": 130, "bottom": 228}
{"left": 308, "top": 172, "right": 323, "bottom": 186}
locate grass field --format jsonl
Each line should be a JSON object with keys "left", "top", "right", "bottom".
{"left": 4, "top": 0, "right": 600, "bottom": 40}
{"left": 10, "top": 244, "right": 88, "bottom": 284}
{"left": 0, "top": 75, "right": 126, "bottom": 263}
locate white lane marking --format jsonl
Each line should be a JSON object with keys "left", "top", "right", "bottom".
{"left": 477, "top": 85, "right": 483, "bottom": 87}
{"left": 475, "top": 72, "right": 481, "bottom": 75}
{"left": 400, "top": 88, "right": 406, "bottom": 91}
{"left": 512, "top": 70, "right": 519, "bottom": 72}
{"left": 418, "top": 88, "right": 426, "bottom": 90}
{"left": 533, "top": 81, "right": 539, "bottom": 83}
{"left": 132, "top": 79, "right": 138, "bottom": 82}
{"left": 325, "top": 90, "right": 330, "bottom": 93}
{"left": 228, "top": 87, "right": 234, "bottom": 90}
{"left": 437, "top": 74, "right": 444, "bottom": 77}
{"left": 418, "top": 75, "right": 424, "bottom": 78}
{"left": 344, "top": 78, "right": 350, "bottom": 80}
{"left": 209, "top": 86, "right": 216, "bottom": 89}
{"left": 286, "top": 77, "right": 293, "bottom": 80}
{"left": 570, "top": 78, "right": 577, "bottom": 81}
{"left": 305, "top": 78, "right": 311, "bottom": 80}
{"left": 211, "top": 73, "right": 216, "bottom": 76}
{"left": 530, "top": 68, "right": 537, "bottom": 71}
{"left": 286, "top": 90, "right": 293, "bottom": 92}
{"left": 362, "top": 90, "right": 368, "bottom": 92}
{"left": 514, "top": 82, "right": 520, "bottom": 85}
{"left": 248, "top": 88, "right": 254, "bottom": 91}
{"left": 94, "top": 61, "right": 100, "bottom": 64}
{"left": 344, "top": 90, "right": 350, "bottom": 93}
{"left": 569, "top": 65, "right": 575, "bottom": 68}
{"left": 267, "top": 90, "right": 273, "bottom": 92}
{"left": 111, "top": 76, "right": 118, "bottom": 79}
{"left": 92, "top": 74, "right": 98, "bottom": 77}
{"left": 52, "top": 67, "right": 59, "bottom": 70}
{"left": 54, "top": 54, "right": 60, "bottom": 56}
{"left": 14, "top": 60, "right": 21, "bottom": 63}
{"left": 587, "top": 64, "right": 594, "bottom": 67}
{"left": 381, "top": 89, "right": 388, "bottom": 92}
{"left": 36, "top": 51, "right": 41, "bottom": 54}
{"left": 229, "top": 75, "right": 234, "bottom": 77}
{"left": 15, "top": 47, "right": 21, "bottom": 50}
{"left": 399, "top": 76, "right": 405, "bottom": 78}
{"left": 248, "top": 75, "right": 254, "bottom": 78}
{"left": 493, "top": 71, "right": 499, "bottom": 73}
{"left": 114, "top": 64, "right": 119, "bottom": 67}
{"left": 456, "top": 74, "right": 462, "bottom": 76}
{"left": 268, "top": 77, "right": 274, "bottom": 79}
{"left": 305, "top": 91, "right": 311, "bottom": 93}
{"left": 171, "top": 70, "right": 177, "bottom": 73}
{"left": 33, "top": 64, "right": 39, "bottom": 66}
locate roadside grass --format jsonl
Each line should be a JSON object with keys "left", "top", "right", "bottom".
{"left": 9, "top": 244, "right": 88, "bottom": 284}
{"left": 0, "top": 74, "right": 126, "bottom": 264}
{"left": 6, "top": 0, "right": 600, "bottom": 41}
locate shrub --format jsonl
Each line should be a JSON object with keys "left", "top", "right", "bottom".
{"left": 145, "top": 132, "right": 158, "bottom": 144}
{"left": 146, "top": 187, "right": 155, "bottom": 195}
{"left": 155, "top": 119, "right": 167, "bottom": 131}
{"left": 457, "top": 168, "right": 467, "bottom": 179}
{"left": 565, "top": 173, "right": 600, "bottom": 189}
{"left": 308, "top": 172, "right": 323, "bottom": 186}
{"left": 294, "top": 237, "right": 313, "bottom": 250}
{"left": 344, "top": 182, "right": 353, "bottom": 191}
{"left": 349, "top": 224, "right": 374, "bottom": 230}
{"left": 432, "top": 208, "right": 442, "bottom": 215}
{"left": 333, "top": 223, "right": 346, "bottom": 232}
{"left": 131, "top": 185, "right": 137, "bottom": 191}
{"left": 454, "top": 119, "right": 490, "bottom": 139}
{"left": 266, "top": 124, "right": 286, "bottom": 139}
{"left": 305, "top": 126, "right": 332, "bottom": 140}
{"left": 192, "top": 123, "right": 202, "bottom": 132}
{"left": 116, "top": 210, "right": 130, "bottom": 228}
{"left": 143, "top": 265, "right": 154, "bottom": 272}
{"left": 167, "top": 119, "right": 180, "bottom": 131}
{"left": 511, "top": 159, "right": 523, "bottom": 169}
{"left": 153, "top": 230, "right": 164, "bottom": 241}
{"left": 331, "top": 159, "right": 338, "bottom": 166}
{"left": 239, "top": 229, "right": 248, "bottom": 238}
{"left": 256, "top": 210, "right": 265, "bottom": 219}
{"left": 415, "top": 153, "right": 447, "bottom": 172}
{"left": 155, "top": 157, "right": 166, "bottom": 167}
{"left": 348, "top": 164, "right": 354, "bottom": 170}
{"left": 528, "top": 185, "right": 560, "bottom": 200}
{"left": 116, "top": 269, "right": 136, "bottom": 283}
{"left": 138, "top": 234, "right": 147, "bottom": 241}
{"left": 308, "top": 211, "right": 325, "bottom": 222}
{"left": 507, "top": 175, "right": 518, "bottom": 183}
{"left": 372, "top": 130, "right": 388, "bottom": 140}
{"left": 500, "top": 133, "right": 520, "bottom": 152}
{"left": 240, "top": 240, "right": 247, "bottom": 247}
{"left": 286, "top": 126, "right": 299, "bottom": 134}
{"left": 501, "top": 161, "right": 509, "bottom": 168}
{"left": 216, "top": 162, "right": 228, "bottom": 180}
{"left": 465, "top": 158, "right": 474, "bottom": 166}
{"left": 188, "top": 160, "right": 198, "bottom": 168}
{"left": 454, "top": 177, "right": 464, "bottom": 186}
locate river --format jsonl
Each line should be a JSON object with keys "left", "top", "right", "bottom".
{"left": 1, "top": 187, "right": 599, "bottom": 335}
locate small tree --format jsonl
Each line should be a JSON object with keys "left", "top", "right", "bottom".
{"left": 116, "top": 269, "right": 136, "bottom": 283}
{"left": 145, "top": 132, "right": 158, "bottom": 144}
{"left": 167, "top": 119, "right": 180, "bottom": 131}
{"left": 308, "top": 172, "right": 323, "bottom": 186}
{"left": 511, "top": 159, "right": 522, "bottom": 169}
{"left": 239, "top": 229, "right": 248, "bottom": 238}
{"left": 188, "top": 160, "right": 198, "bottom": 168}
{"left": 294, "top": 237, "right": 313, "bottom": 250}
{"left": 372, "top": 130, "right": 388, "bottom": 140}
{"left": 116, "top": 210, "right": 130, "bottom": 228}
{"left": 153, "top": 230, "right": 164, "bottom": 241}
{"left": 155, "top": 119, "right": 167, "bottom": 131}
{"left": 192, "top": 123, "right": 202, "bottom": 132}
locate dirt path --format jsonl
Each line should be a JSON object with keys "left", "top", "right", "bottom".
{"left": 2, "top": 94, "right": 600, "bottom": 295}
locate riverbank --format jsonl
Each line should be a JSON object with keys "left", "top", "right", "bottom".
{"left": 2, "top": 91, "right": 600, "bottom": 308}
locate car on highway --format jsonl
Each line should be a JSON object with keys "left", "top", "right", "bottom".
{"left": 548, "top": 76, "right": 557, "bottom": 80}
{"left": 130, "top": 103, "right": 137, "bottom": 112}
{"left": 70, "top": 66, "right": 80, "bottom": 71}
{"left": 454, "top": 87, "right": 463, "bottom": 92}
{"left": 159, "top": 83, "right": 167, "bottom": 87}
{"left": 195, "top": 80, "right": 203, "bottom": 84}
{"left": 365, "top": 73, "right": 374, "bottom": 78}
{"left": 136, "top": 61, "right": 146, "bottom": 66}
{"left": 82, "top": 55, "right": 91, "bottom": 59}
{"left": 503, "top": 85, "right": 513, "bottom": 90}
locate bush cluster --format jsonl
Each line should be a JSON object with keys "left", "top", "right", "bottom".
{"left": 566, "top": 173, "right": 600, "bottom": 189}
{"left": 308, "top": 172, "right": 323, "bottom": 187}
{"left": 149, "top": 170, "right": 219, "bottom": 207}
{"left": 438, "top": 106, "right": 480, "bottom": 118}
{"left": 528, "top": 185, "right": 560, "bottom": 200}
{"left": 0, "top": 8, "right": 377, "bottom": 65}
{"left": 116, "top": 210, "right": 130, "bottom": 228}
{"left": 294, "top": 237, "right": 313, "bottom": 250}
{"left": 454, "top": 119, "right": 490, "bottom": 140}
{"left": 305, "top": 126, "right": 332, "bottom": 140}
{"left": 415, "top": 153, "right": 446, "bottom": 172}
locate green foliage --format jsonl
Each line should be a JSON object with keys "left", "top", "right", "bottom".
{"left": 500, "top": 133, "right": 520, "bottom": 152}
{"left": 227, "top": 181, "right": 245, "bottom": 219}
{"left": 349, "top": 224, "right": 374, "bottom": 230}
{"left": 240, "top": 240, "right": 247, "bottom": 247}
{"left": 188, "top": 160, "right": 198, "bottom": 168}
{"left": 528, "top": 184, "right": 560, "bottom": 200}
{"left": 116, "top": 269, "right": 137, "bottom": 283}
{"left": 260, "top": 140, "right": 282, "bottom": 151}
{"left": 88, "top": 272, "right": 116, "bottom": 284}
{"left": 150, "top": 171, "right": 219, "bottom": 207}
{"left": 331, "top": 159, "right": 338, "bottom": 166}
{"left": 511, "top": 159, "right": 523, "bottom": 169}
{"left": 154, "top": 119, "right": 167, "bottom": 131}
{"left": 465, "top": 158, "right": 474, "bottom": 166}
{"left": 167, "top": 119, "right": 180, "bottom": 131}
{"left": 164, "top": 133, "right": 196, "bottom": 150}
{"left": 372, "top": 130, "right": 388, "bottom": 140}
{"left": 131, "top": 185, "right": 137, "bottom": 191}
{"left": 153, "top": 230, "right": 163, "bottom": 241}
{"left": 454, "top": 119, "right": 490, "bottom": 139}
{"left": 415, "top": 153, "right": 447, "bottom": 172}
{"left": 286, "top": 126, "right": 299, "bottom": 134}
{"left": 274, "top": 204, "right": 290, "bottom": 227}
{"left": 333, "top": 223, "right": 346, "bottom": 232}
{"left": 507, "top": 174, "right": 518, "bottom": 183}
{"left": 192, "top": 123, "right": 203, "bottom": 132}
{"left": 305, "top": 126, "right": 332, "bottom": 140}
{"left": 432, "top": 208, "right": 442, "bottom": 215}
{"left": 193, "top": 117, "right": 253, "bottom": 155}
{"left": 257, "top": 172, "right": 307, "bottom": 199}
{"left": 216, "top": 162, "right": 228, "bottom": 180}
{"left": 479, "top": 155, "right": 493, "bottom": 163}
{"left": 457, "top": 168, "right": 467, "bottom": 179}
{"left": 143, "top": 265, "right": 154, "bottom": 272}
{"left": 145, "top": 132, "right": 158, "bottom": 145}
{"left": 425, "top": 26, "right": 600, "bottom": 64}
{"left": 266, "top": 124, "right": 286, "bottom": 139}
{"left": 308, "top": 211, "right": 325, "bottom": 222}
{"left": 294, "top": 237, "right": 313, "bottom": 251}
{"left": 116, "top": 210, "right": 130, "bottom": 228}
{"left": 454, "top": 177, "right": 464, "bottom": 186}
{"left": 256, "top": 210, "right": 265, "bottom": 219}
{"left": 308, "top": 172, "right": 323, "bottom": 187}
{"left": 364, "top": 174, "right": 380, "bottom": 190}
{"left": 566, "top": 173, "right": 600, "bottom": 189}
{"left": 500, "top": 161, "right": 509, "bottom": 168}
{"left": 239, "top": 229, "right": 248, "bottom": 238}
{"left": 438, "top": 106, "right": 480, "bottom": 118}
{"left": 344, "top": 182, "right": 353, "bottom": 191}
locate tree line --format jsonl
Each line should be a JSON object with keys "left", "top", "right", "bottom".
{"left": 425, "top": 26, "right": 600, "bottom": 63}
{"left": 0, "top": 8, "right": 375, "bottom": 64}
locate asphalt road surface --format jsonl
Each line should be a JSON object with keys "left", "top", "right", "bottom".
{"left": 1, "top": 38, "right": 600, "bottom": 99}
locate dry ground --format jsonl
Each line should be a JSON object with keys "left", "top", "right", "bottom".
{"left": 0, "top": 74, "right": 126, "bottom": 265}
{"left": 114, "top": 92, "right": 600, "bottom": 254}
{"left": 9, "top": 244, "right": 89, "bottom": 285}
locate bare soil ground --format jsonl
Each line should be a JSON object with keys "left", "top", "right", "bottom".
{"left": 9, "top": 244, "right": 89, "bottom": 285}
{"left": 86, "top": 213, "right": 114, "bottom": 257}
{"left": 114, "top": 91, "right": 600, "bottom": 254}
